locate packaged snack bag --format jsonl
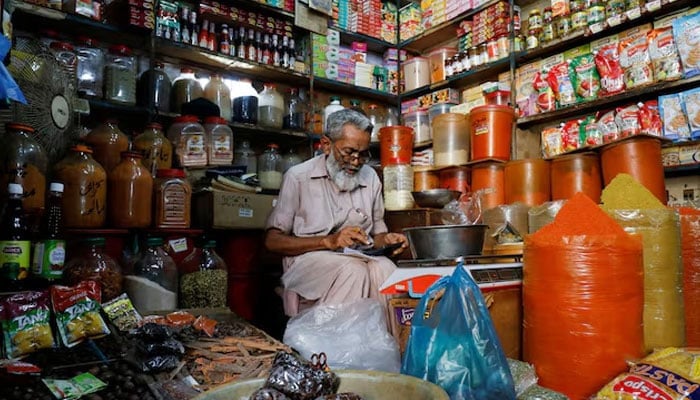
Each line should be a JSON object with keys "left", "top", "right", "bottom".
{"left": 570, "top": 53, "right": 601, "bottom": 102}
{"left": 51, "top": 280, "right": 110, "bottom": 348}
{"left": 615, "top": 104, "right": 642, "bottom": 138}
{"left": 648, "top": 27, "right": 682, "bottom": 82}
{"left": 659, "top": 93, "right": 691, "bottom": 141}
{"left": 541, "top": 125, "right": 564, "bottom": 158}
{"left": 534, "top": 70, "right": 556, "bottom": 113}
{"left": 1, "top": 291, "right": 55, "bottom": 358}
{"left": 680, "top": 87, "right": 700, "bottom": 139}
{"left": 594, "top": 41, "right": 626, "bottom": 96}
{"left": 547, "top": 61, "right": 577, "bottom": 108}
{"left": 598, "top": 110, "right": 621, "bottom": 143}
{"left": 562, "top": 119, "right": 582, "bottom": 152}
{"left": 672, "top": 12, "right": 700, "bottom": 78}
{"left": 638, "top": 100, "right": 662, "bottom": 137}
{"left": 580, "top": 115, "right": 603, "bottom": 146}
{"left": 619, "top": 31, "right": 654, "bottom": 89}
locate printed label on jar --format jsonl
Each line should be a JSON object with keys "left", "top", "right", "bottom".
{"left": 0, "top": 240, "right": 31, "bottom": 280}
{"left": 211, "top": 133, "right": 233, "bottom": 158}
{"left": 32, "top": 239, "right": 66, "bottom": 280}
{"left": 184, "top": 134, "right": 207, "bottom": 163}
{"left": 162, "top": 184, "right": 187, "bottom": 223}
{"left": 79, "top": 179, "right": 106, "bottom": 218}
{"left": 473, "top": 118, "right": 489, "bottom": 136}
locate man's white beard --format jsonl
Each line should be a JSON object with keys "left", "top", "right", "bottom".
{"left": 326, "top": 154, "right": 361, "bottom": 192}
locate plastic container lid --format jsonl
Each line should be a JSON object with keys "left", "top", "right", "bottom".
{"left": 77, "top": 36, "right": 99, "bottom": 47}
{"left": 403, "top": 56, "right": 429, "bottom": 65}
{"left": 147, "top": 237, "right": 164, "bottom": 246}
{"left": 403, "top": 110, "right": 429, "bottom": 118}
{"left": 181, "top": 67, "right": 195, "bottom": 73}
{"left": 427, "top": 46, "right": 457, "bottom": 56}
{"left": 83, "top": 237, "right": 106, "bottom": 245}
{"left": 156, "top": 169, "right": 186, "bottom": 178}
{"left": 121, "top": 151, "right": 143, "bottom": 158}
{"left": 108, "top": 44, "right": 132, "bottom": 56}
{"left": 50, "top": 182, "right": 65, "bottom": 192}
{"left": 50, "top": 41, "right": 75, "bottom": 51}
{"left": 6, "top": 122, "right": 35, "bottom": 132}
{"left": 145, "top": 122, "right": 163, "bottom": 130}
{"left": 204, "top": 116, "right": 228, "bottom": 125}
{"left": 72, "top": 144, "right": 93, "bottom": 153}
{"left": 204, "top": 240, "right": 217, "bottom": 248}
{"left": 7, "top": 183, "right": 22, "bottom": 195}
{"left": 330, "top": 96, "right": 341, "bottom": 102}
{"left": 175, "top": 115, "right": 199, "bottom": 123}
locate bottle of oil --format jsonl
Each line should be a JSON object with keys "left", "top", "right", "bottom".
{"left": 32, "top": 182, "right": 66, "bottom": 282}
{"left": 0, "top": 183, "right": 31, "bottom": 291}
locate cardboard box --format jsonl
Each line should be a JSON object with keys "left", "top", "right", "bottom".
{"left": 194, "top": 190, "right": 277, "bottom": 229}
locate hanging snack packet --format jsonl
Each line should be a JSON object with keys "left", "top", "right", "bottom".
{"left": 638, "top": 100, "right": 662, "bottom": 137}
{"left": 541, "top": 126, "right": 564, "bottom": 158}
{"left": 594, "top": 43, "right": 626, "bottom": 96}
{"left": 101, "top": 293, "right": 142, "bottom": 332}
{"left": 681, "top": 88, "right": 700, "bottom": 139}
{"left": 51, "top": 280, "right": 110, "bottom": 348}
{"left": 547, "top": 61, "right": 578, "bottom": 108}
{"left": 570, "top": 53, "right": 601, "bottom": 102}
{"left": 619, "top": 31, "right": 654, "bottom": 89}
{"left": 580, "top": 115, "right": 603, "bottom": 146}
{"left": 562, "top": 119, "right": 582, "bottom": 152}
{"left": 648, "top": 28, "right": 682, "bottom": 82}
{"left": 672, "top": 12, "right": 700, "bottom": 78}
{"left": 615, "top": 104, "right": 641, "bottom": 138}
{"left": 1, "top": 291, "right": 55, "bottom": 358}
{"left": 598, "top": 110, "right": 621, "bottom": 143}
{"left": 534, "top": 70, "right": 556, "bottom": 113}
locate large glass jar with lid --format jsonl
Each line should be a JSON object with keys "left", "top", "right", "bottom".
{"left": 64, "top": 237, "right": 123, "bottom": 301}
{"left": 283, "top": 87, "right": 306, "bottom": 130}
{"left": 0, "top": 123, "right": 47, "bottom": 213}
{"left": 167, "top": 115, "right": 207, "bottom": 167}
{"left": 179, "top": 239, "right": 228, "bottom": 308}
{"left": 383, "top": 164, "right": 415, "bottom": 210}
{"left": 154, "top": 169, "right": 191, "bottom": 229}
{"left": 233, "top": 140, "right": 257, "bottom": 174}
{"left": 281, "top": 148, "right": 302, "bottom": 173}
{"left": 125, "top": 237, "right": 178, "bottom": 313}
{"left": 204, "top": 74, "right": 232, "bottom": 121}
{"left": 203, "top": 116, "right": 233, "bottom": 165}
{"left": 49, "top": 41, "right": 78, "bottom": 93}
{"left": 104, "top": 45, "right": 136, "bottom": 105}
{"left": 137, "top": 61, "right": 172, "bottom": 113}
{"left": 367, "top": 104, "right": 385, "bottom": 143}
{"left": 75, "top": 36, "right": 104, "bottom": 98}
{"left": 258, "top": 143, "right": 283, "bottom": 190}
{"left": 54, "top": 145, "right": 107, "bottom": 228}
{"left": 133, "top": 123, "right": 173, "bottom": 176}
{"left": 83, "top": 119, "right": 129, "bottom": 173}
{"left": 171, "top": 67, "right": 203, "bottom": 113}
{"left": 232, "top": 78, "right": 258, "bottom": 124}
{"left": 108, "top": 151, "right": 153, "bottom": 228}
{"left": 257, "top": 83, "right": 284, "bottom": 129}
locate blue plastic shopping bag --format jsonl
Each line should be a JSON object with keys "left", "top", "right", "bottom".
{"left": 401, "top": 262, "right": 516, "bottom": 400}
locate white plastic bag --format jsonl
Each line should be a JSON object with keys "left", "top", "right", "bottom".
{"left": 283, "top": 299, "right": 401, "bottom": 373}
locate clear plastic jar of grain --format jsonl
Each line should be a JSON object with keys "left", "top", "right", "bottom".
{"left": 179, "top": 240, "right": 228, "bottom": 308}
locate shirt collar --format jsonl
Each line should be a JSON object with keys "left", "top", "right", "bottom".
{"left": 309, "top": 154, "right": 369, "bottom": 188}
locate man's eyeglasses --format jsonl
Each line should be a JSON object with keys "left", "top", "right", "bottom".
{"left": 334, "top": 144, "right": 372, "bottom": 163}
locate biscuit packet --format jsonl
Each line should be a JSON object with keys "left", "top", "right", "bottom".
{"left": 680, "top": 87, "right": 700, "bottom": 139}
{"left": 615, "top": 104, "right": 641, "bottom": 138}
{"left": 51, "top": 280, "right": 110, "bottom": 348}
{"left": 659, "top": 93, "right": 691, "bottom": 141}
{"left": 619, "top": 31, "right": 654, "bottom": 89}
{"left": 638, "top": 100, "right": 662, "bottom": 137}
{"left": 1, "top": 291, "right": 55, "bottom": 358}
{"left": 672, "top": 12, "right": 700, "bottom": 78}
{"left": 570, "top": 53, "right": 601, "bottom": 102}
{"left": 598, "top": 110, "right": 620, "bottom": 143}
{"left": 648, "top": 27, "right": 682, "bottom": 82}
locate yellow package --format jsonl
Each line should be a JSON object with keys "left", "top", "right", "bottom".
{"left": 1, "top": 291, "right": 56, "bottom": 358}
{"left": 595, "top": 347, "right": 700, "bottom": 399}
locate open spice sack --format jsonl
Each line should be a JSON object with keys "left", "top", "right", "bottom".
{"left": 523, "top": 192, "right": 644, "bottom": 400}
{"left": 600, "top": 174, "right": 685, "bottom": 352}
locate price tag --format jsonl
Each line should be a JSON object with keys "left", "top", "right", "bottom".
{"left": 607, "top": 15, "right": 622, "bottom": 27}
{"left": 589, "top": 22, "right": 604, "bottom": 34}
{"left": 626, "top": 7, "right": 641, "bottom": 20}
{"left": 169, "top": 238, "right": 188, "bottom": 253}
{"left": 645, "top": 0, "right": 661, "bottom": 12}
{"left": 238, "top": 208, "right": 254, "bottom": 218}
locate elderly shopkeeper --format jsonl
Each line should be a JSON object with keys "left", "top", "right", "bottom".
{"left": 264, "top": 109, "right": 408, "bottom": 316}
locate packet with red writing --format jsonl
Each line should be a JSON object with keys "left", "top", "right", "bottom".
{"left": 580, "top": 115, "right": 603, "bottom": 146}
{"left": 648, "top": 27, "right": 682, "bottom": 82}
{"left": 570, "top": 53, "right": 601, "bottom": 102}
{"left": 561, "top": 120, "right": 582, "bottom": 152}
{"left": 534, "top": 70, "right": 556, "bottom": 113}
{"left": 638, "top": 100, "right": 662, "bottom": 137}
{"left": 598, "top": 110, "right": 620, "bottom": 143}
{"left": 619, "top": 31, "right": 654, "bottom": 89}
{"left": 51, "top": 280, "right": 110, "bottom": 348}
{"left": 1, "top": 291, "right": 55, "bottom": 358}
{"left": 541, "top": 125, "right": 564, "bottom": 158}
{"left": 547, "top": 61, "right": 577, "bottom": 108}
{"left": 594, "top": 43, "right": 625, "bottom": 96}
{"left": 615, "top": 104, "right": 641, "bottom": 138}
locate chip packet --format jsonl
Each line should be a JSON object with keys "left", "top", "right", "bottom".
{"left": 580, "top": 115, "right": 603, "bottom": 146}
{"left": 570, "top": 53, "right": 601, "bottom": 102}
{"left": 594, "top": 43, "right": 626, "bottom": 96}
{"left": 43, "top": 372, "right": 107, "bottom": 400}
{"left": 547, "top": 61, "right": 577, "bottom": 108}
{"left": 534, "top": 70, "right": 556, "bottom": 113}
{"left": 648, "top": 27, "right": 682, "bottom": 82}
{"left": 541, "top": 126, "right": 564, "bottom": 158}
{"left": 598, "top": 110, "right": 621, "bottom": 143}
{"left": 615, "top": 104, "right": 642, "bottom": 138}
{"left": 561, "top": 119, "right": 582, "bottom": 152}
{"left": 1, "top": 291, "right": 55, "bottom": 358}
{"left": 619, "top": 31, "right": 654, "bottom": 89}
{"left": 51, "top": 280, "right": 110, "bottom": 348}
{"left": 101, "top": 293, "right": 142, "bottom": 332}
{"left": 638, "top": 100, "right": 662, "bottom": 137}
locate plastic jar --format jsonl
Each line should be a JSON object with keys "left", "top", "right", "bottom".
{"left": 439, "top": 166, "right": 470, "bottom": 194}
{"left": 428, "top": 103, "right": 457, "bottom": 125}
{"left": 171, "top": 68, "right": 203, "bottom": 113}
{"left": 54, "top": 145, "right": 107, "bottom": 228}
{"left": 258, "top": 83, "right": 284, "bottom": 129}
{"left": 180, "top": 240, "right": 228, "bottom": 308}
{"left": 402, "top": 111, "right": 431, "bottom": 143}
{"left": 414, "top": 169, "right": 440, "bottom": 191}
{"left": 126, "top": 237, "right": 178, "bottom": 313}
{"left": 528, "top": 9, "right": 543, "bottom": 29}
{"left": 50, "top": 41, "right": 78, "bottom": 92}
{"left": 402, "top": 56, "right": 430, "bottom": 91}
{"left": 234, "top": 140, "right": 257, "bottom": 174}
{"left": 154, "top": 168, "right": 191, "bottom": 229}
{"left": 470, "top": 161, "right": 505, "bottom": 210}
{"left": 133, "top": 122, "right": 174, "bottom": 175}
{"left": 323, "top": 96, "right": 345, "bottom": 133}
{"left": 427, "top": 47, "right": 457, "bottom": 84}
{"left": 204, "top": 74, "right": 232, "bottom": 121}
{"left": 283, "top": 88, "right": 306, "bottom": 130}
{"left": 258, "top": 143, "right": 283, "bottom": 190}
{"left": 83, "top": 119, "right": 129, "bottom": 173}
{"left": 104, "top": 45, "right": 136, "bottom": 105}
{"left": 204, "top": 116, "right": 234, "bottom": 165}
{"left": 108, "top": 151, "right": 153, "bottom": 228}
{"left": 368, "top": 104, "right": 385, "bottom": 142}
{"left": 1, "top": 123, "right": 47, "bottom": 213}
{"left": 379, "top": 126, "right": 414, "bottom": 166}
{"left": 75, "top": 37, "right": 104, "bottom": 98}
{"left": 64, "top": 237, "right": 123, "bottom": 301}
{"left": 485, "top": 90, "right": 511, "bottom": 106}
{"left": 167, "top": 115, "right": 207, "bottom": 167}
{"left": 504, "top": 159, "right": 551, "bottom": 207}
{"left": 232, "top": 78, "right": 258, "bottom": 124}
{"left": 383, "top": 164, "right": 415, "bottom": 211}
{"left": 550, "top": 152, "right": 602, "bottom": 203}
{"left": 432, "top": 113, "right": 469, "bottom": 167}
{"left": 137, "top": 61, "right": 171, "bottom": 113}
{"left": 469, "top": 105, "right": 515, "bottom": 161}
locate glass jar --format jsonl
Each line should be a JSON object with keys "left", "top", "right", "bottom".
{"left": 179, "top": 240, "right": 228, "bottom": 308}
{"left": 382, "top": 164, "right": 414, "bottom": 211}
{"left": 257, "top": 83, "right": 284, "bottom": 129}
{"left": 528, "top": 9, "right": 543, "bottom": 30}
{"left": 497, "top": 35, "right": 509, "bottom": 59}
{"left": 231, "top": 78, "right": 258, "bottom": 124}
{"left": 50, "top": 41, "right": 78, "bottom": 93}
{"left": 154, "top": 169, "right": 191, "bottom": 229}
{"left": 445, "top": 55, "right": 456, "bottom": 77}
{"left": 233, "top": 140, "right": 257, "bottom": 174}
{"left": 64, "top": 237, "right": 123, "bottom": 301}
{"left": 486, "top": 39, "right": 499, "bottom": 62}
{"left": 281, "top": 148, "right": 302, "bottom": 173}
{"left": 104, "top": 45, "right": 136, "bottom": 105}
{"left": 126, "top": 237, "right": 178, "bottom": 313}
{"left": 1, "top": 123, "right": 47, "bottom": 213}
{"left": 571, "top": 0, "right": 588, "bottom": 31}
{"left": 541, "top": 8, "right": 557, "bottom": 43}
{"left": 108, "top": 151, "right": 153, "bottom": 228}
{"left": 171, "top": 68, "right": 203, "bottom": 113}
{"left": 83, "top": 119, "right": 129, "bottom": 173}
{"left": 469, "top": 46, "right": 480, "bottom": 67}
{"left": 167, "top": 115, "right": 207, "bottom": 167}
{"left": 606, "top": 0, "right": 626, "bottom": 24}
{"left": 283, "top": 88, "right": 306, "bottom": 130}
{"left": 258, "top": 143, "right": 283, "bottom": 190}
{"left": 137, "top": 61, "right": 171, "bottom": 113}
{"left": 478, "top": 44, "right": 488, "bottom": 65}
{"left": 323, "top": 96, "right": 345, "bottom": 133}
{"left": 527, "top": 29, "right": 541, "bottom": 49}
{"left": 367, "top": 104, "right": 385, "bottom": 143}
{"left": 75, "top": 37, "right": 104, "bottom": 98}
{"left": 204, "top": 74, "right": 232, "bottom": 121}
{"left": 587, "top": 0, "right": 606, "bottom": 28}
{"left": 54, "top": 145, "right": 107, "bottom": 228}
{"left": 204, "top": 116, "right": 234, "bottom": 165}
{"left": 555, "top": 15, "right": 572, "bottom": 38}
{"left": 133, "top": 123, "right": 173, "bottom": 175}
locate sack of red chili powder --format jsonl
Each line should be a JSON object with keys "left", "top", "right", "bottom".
{"left": 523, "top": 193, "right": 644, "bottom": 399}
{"left": 679, "top": 207, "right": 700, "bottom": 347}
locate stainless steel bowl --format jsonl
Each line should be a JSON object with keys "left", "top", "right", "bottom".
{"left": 411, "top": 189, "right": 462, "bottom": 208}
{"left": 403, "top": 224, "right": 488, "bottom": 259}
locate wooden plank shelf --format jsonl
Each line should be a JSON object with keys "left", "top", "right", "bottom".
{"left": 313, "top": 77, "right": 399, "bottom": 103}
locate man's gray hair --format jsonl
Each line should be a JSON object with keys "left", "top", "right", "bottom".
{"left": 326, "top": 109, "right": 373, "bottom": 141}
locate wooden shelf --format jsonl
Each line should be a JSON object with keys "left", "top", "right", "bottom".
{"left": 517, "top": 75, "right": 700, "bottom": 127}
{"left": 665, "top": 163, "right": 700, "bottom": 177}
{"left": 334, "top": 27, "right": 396, "bottom": 54}
{"left": 544, "top": 134, "right": 670, "bottom": 160}
{"left": 231, "top": 0, "right": 295, "bottom": 20}
{"left": 313, "top": 77, "right": 398, "bottom": 103}
{"left": 229, "top": 121, "right": 311, "bottom": 140}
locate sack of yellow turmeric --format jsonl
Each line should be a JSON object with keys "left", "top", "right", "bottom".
{"left": 595, "top": 347, "right": 700, "bottom": 399}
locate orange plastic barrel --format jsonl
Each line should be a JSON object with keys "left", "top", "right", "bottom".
{"left": 550, "top": 152, "right": 602, "bottom": 203}
{"left": 505, "top": 159, "right": 551, "bottom": 207}
{"left": 470, "top": 161, "right": 505, "bottom": 210}
{"left": 600, "top": 136, "right": 667, "bottom": 204}
{"left": 414, "top": 169, "right": 441, "bottom": 191}
{"left": 439, "top": 166, "right": 470, "bottom": 194}
{"left": 379, "top": 126, "right": 414, "bottom": 166}
{"left": 469, "top": 105, "right": 515, "bottom": 161}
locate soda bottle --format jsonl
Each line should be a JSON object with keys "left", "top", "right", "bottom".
{"left": 0, "top": 183, "right": 31, "bottom": 291}
{"left": 32, "top": 182, "right": 66, "bottom": 282}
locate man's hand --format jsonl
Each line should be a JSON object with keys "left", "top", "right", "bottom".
{"left": 381, "top": 232, "right": 409, "bottom": 256}
{"left": 320, "top": 226, "right": 371, "bottom": 251}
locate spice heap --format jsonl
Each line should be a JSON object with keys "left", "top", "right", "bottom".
{"left": 524, "top": 192, "right": 643, "bottom": 399}
{"left": 679, "top": 207, "right": 700, "bottom": 347}
{"left": 600, "top": 173, "right": 685, "bottom": 352}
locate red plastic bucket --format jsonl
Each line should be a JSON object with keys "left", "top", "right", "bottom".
{"left": 470, "top": 105, "right": 515, "bottom": 161}
{"left": 379, "top": 126, "right": 414, "bottom": 166}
